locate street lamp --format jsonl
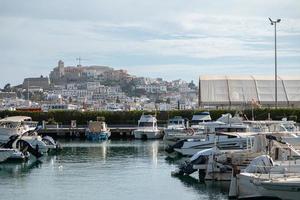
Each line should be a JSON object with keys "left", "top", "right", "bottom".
{"left": 269, "top": 17, "right": 281, "bottom": 109}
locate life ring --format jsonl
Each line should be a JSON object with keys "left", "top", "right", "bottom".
{"left": 186, "top": 128, "right": 195, "bottom": 136}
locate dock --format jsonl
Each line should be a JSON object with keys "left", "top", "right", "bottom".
{"left": 38, "top": 124, "right": 164, "bottom": 139}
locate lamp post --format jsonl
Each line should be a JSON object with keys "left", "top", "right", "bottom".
{"left": 269, "top": 17, "right": 281, "bottom": 109}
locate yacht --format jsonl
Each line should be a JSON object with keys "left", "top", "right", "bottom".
{"left": 166, "top": 113, "right": 251, "bottom": 155}
{"left": 0, "top": 148, "right": 25, "bottom": 163}
{"left": 245, "top": 118, "right": 300, "bottom": 133}
{"left": 163, "top": 116, "right": 202, "bottom": 146}
{"left": 173, "top": 133, "right": 300, "bottom": 181}
{"left": 19, "top": 132, "right": 61, "bottom": 153}
{"left": 164, "top": 116, "right": 186, "bottom": 136}
{"left": 229, "top": 154, "right": 300, "bottom": 200}
{"left": 189, "top": 111, "right": 212, "bottom": 133}
{"left": 0, "top": 135, "right": 43, "bottom": 162}
{"left": 133, "top": 115, "right": 163, "bottom": 139}
{"left": 173, "top": 131, "right": 254, "bottom": 156}
{"left": 85, "top": 118, "right": 111, "bottom": 141}
{"left": 0, "top": 116, "right": 38, "bottom": 143}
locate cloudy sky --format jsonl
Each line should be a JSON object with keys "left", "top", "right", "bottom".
{"left": 0, "top": 0, "right": 299, "bottom": 87}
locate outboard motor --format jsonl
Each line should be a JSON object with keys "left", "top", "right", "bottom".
{"left": 165, "top": 139, "right": 187, "bottom": 153}
{"left": 172, "top": 148, "right": 215, "bottom": 176}
{"left": 16, "top": 140, "right": 43, "bottom": 159}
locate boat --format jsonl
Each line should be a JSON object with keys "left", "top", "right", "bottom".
{"left": 244, "top": 118, "right": 300, "bottom": 133}
{"left": 189, "top": 111, "right": 212, "bottom": 133}
{"left": 173, "top": 131, "right": 253, "bottom": 156}
{"left": 169, "top": 114, "right": 300, "bottom": 156}
{"left": 0, "top": 148, "right": 24, "bottom": 163}
{"left": 0, "top": 116, "right": 38, "bottom": 143}
{"left": 173, "top": 132, "right": 300, "bottom": 181}
{"left": 229, "top": 154, "right": 300, "bottom": 200}
{"left": 0, "top": 135, "right": 43, "bottom": 162}
{"left": 85, "top": 118, "right": 111, "bottom": 141}
{"left": 165, "top": 113, "right": 250, "bottom": 154}
{"left": 163, "top": 116, "right": 201, "bottom": 146}
{"left": 133, "top": 115, "right": 163, "bottom": 139}
{"left": 18, "top": 131, "right": 61, "bottom": 153}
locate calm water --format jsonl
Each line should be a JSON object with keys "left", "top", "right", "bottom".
{"left": 0, "top": 140, "right": 229, "bottom": 200}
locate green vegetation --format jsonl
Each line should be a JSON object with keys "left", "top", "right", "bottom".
{"left": 0, "top": 108, "right": 299, "bottom": 125}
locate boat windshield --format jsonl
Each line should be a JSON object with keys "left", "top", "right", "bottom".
{"left": 191, "top": 120, "right": 210, "bottom": 125}
{"left": 168, "top": 120, "right": 184, "bottom": 125}
{"left": 215, "top": 127, "right": 247, "bottom": 133}
{"left": 21, "top": 121, "right": 38, "bottom": 128}
{"left": 139, "top": 122, "right": 154, "bottom": 127}
{"left": 0, "top": 121, "right": 21, "bottom": 128}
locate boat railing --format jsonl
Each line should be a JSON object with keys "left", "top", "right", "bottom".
{"left": 250, "top": 162, "right": 300, "bottom": 181}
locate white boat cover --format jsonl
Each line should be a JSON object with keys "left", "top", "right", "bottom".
{"left": 244, "top": 155, "right": 274, "bottom": 173}
{"left": 190, "top": 147, "right": 220, "bottom": 162}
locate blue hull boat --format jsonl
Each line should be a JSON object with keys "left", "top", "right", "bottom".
{"left": 86, "top": 131, "right": 111, "bottom": 141}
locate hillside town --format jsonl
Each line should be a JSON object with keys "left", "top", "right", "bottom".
{"left": 0, "top": 60, "right": 198, "bottom": 111}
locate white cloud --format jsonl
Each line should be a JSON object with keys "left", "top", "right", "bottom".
{"left": 0, "top": 0, "right": 300, "bottom": 87}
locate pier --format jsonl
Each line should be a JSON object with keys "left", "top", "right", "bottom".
{"left": 38, "top": 124, "right": 165, "bottom": 139}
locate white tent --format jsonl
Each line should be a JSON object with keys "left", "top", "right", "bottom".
{"left": 199, "top": 75, "right": 300, "bottom": 108}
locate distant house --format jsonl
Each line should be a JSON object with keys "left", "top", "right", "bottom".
{"left": 0, "top": 92, "right": 17, "bottom": 99}
{"left": 22, "top": 76, "right": 50, "bottom": 91}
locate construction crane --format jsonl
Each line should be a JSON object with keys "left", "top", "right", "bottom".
{"left": 76, "top": 57, "right": 87, "bottom": 66}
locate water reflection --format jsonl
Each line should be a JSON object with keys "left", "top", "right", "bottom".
{"left": 0, "top": 160, "right": 42, "bottom": 178}
{"left": 0, "top": 140, "right": 229, "bottom": 200}
{"left": 150, "top": 140, "right": 159, "bottom": 167}
{"left": 173, "top": 175, "right": 229, "bottom": 200}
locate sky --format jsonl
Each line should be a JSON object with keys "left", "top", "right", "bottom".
{"left": 0, "top": 0, "right": 300, "bottom": 87}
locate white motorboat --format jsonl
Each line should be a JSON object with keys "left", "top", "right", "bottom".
{"left": 0, "top": 148, "right": 22, "bottom": 163}
{"left": 173, "top": 132, "right": 300, "bottom": 181}
{"left": 166, "top": 113, "right": 250, "bottom": 154}
{"left": 168, "top": 113, "right": 300, "bottom": 156}
{"left": 1, "top": 135, "right": 43, "bottom": 160}
{"left": 0, "top": 116, "right": 38, "bottom": 143}
{"left": 133, "top": 115, "right": 163, "bottom": 139}
{"left": 229, "top": 154, "right": 300, "bottom": 200}
{"left": 245, "top": 118, "right": 299, "bottom": 133}
{"left": 163, "top": 116, "right": 202, "bottom": 146}
{"left": 164, "top": 116, "right": 187, "bottom": 136}
{"left": 189, "top": 111, "right": 212, "bottom": 133}
{"left": 173, "top": 131, "right": 254, "bottom": 156}
{"left": 2, "top": 130, "right": 60, "bottom": 156}
{"left": 17, "top": 134, "right": 56, "bottom": 153}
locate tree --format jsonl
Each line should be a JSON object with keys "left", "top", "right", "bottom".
{"left": 188, "top": 80, "right": 197, "bottom": 89}
{"left": 166, "top": 98, "right": 171, "bottom": 104}
{"left": 3, "top": 83, "right": 11, "bottom": 92}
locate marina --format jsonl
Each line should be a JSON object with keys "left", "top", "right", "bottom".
{"left": 1, "top": 1, "right": 300, "bottom": 198}
{"left": 0, "top": 140, "right": 229, "bottom": 200}
{"left": 1, "top": 111, "right": 300, "bottom": 199}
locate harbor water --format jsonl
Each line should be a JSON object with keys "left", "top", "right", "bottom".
{"left": 0, "top": 140, "right": 229, "bottom": 200}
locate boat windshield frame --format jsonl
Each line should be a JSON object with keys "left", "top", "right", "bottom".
{"left": 138, "top": 122, "right": 155, "bottom": 127}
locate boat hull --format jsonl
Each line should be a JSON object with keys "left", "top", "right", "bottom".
{"left": 174, "top": 138, "right": 247, "bottom": 156}
{"left": 230, "top": 173, "right": 300, "bottom": 200}
{"left": 86, "top": 131, "right": 111, "bottom": 141}
{"left": 133, "top": 130, "right": 163, "bottom": 139}
{"left": 163, "top": 130, "right": 204, "bottom": 146}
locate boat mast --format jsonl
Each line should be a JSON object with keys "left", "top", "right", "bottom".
{"left": 27, "top": 79, "right": 29, "bottom": 100}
